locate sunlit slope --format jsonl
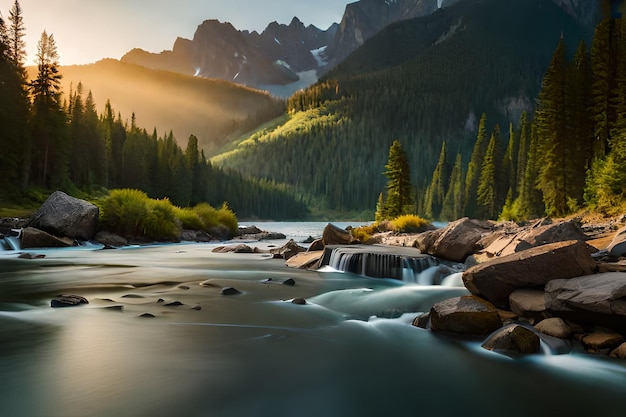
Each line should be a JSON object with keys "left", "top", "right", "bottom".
{"left": 211, "top": 0, "right": 591, "bottom": 213}
{"left": 29, "top": 59, "right": 285, "bottom": 154}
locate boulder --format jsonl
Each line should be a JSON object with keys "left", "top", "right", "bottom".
{"left": 509, "top": 289, "right": 546, "bottom": 318}
{"left": 534, "top": 317, "right": 572, "bottom": 339}
{"left": 415, "top": 218, "right": 493, "bottom": 263}
{"left": 545, "top": 272, "right": 626, "bottom": 331}
{"left": 285, "top": 251, "right": 323, "bottom": 269}
{"left": 28, "top": 191, "right": 99, "bottom": 241}
{"left": 322, "top": 223, "right": 357, "bottom": 246}
{"left": 481, "top": 324, "right": 541, "bottom": 356}
{"left": 462, "top": 240, "right": 596, "bottom": 309}
{"left": 607, "top": 225, "right": 626, "bottom": 257}
{"left": 479, "top": 219, "right": 588, "bottom": 258}
{"left": 582, "top": 330, "right": 625, "bottom": 351}
{"left": 429, "top": 295, "right": 503, "bottom": 336}
{"left": 21, "top": 227, "right": 74, "bottom": 249}
{"left": 270, "top": 239, "right": 305, "bottom": 260}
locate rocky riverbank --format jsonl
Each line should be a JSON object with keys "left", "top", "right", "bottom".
{"left": 288, "top": 217, "right": 626, "bottom": 359}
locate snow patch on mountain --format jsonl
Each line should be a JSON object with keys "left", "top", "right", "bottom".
{"left": 311, "top": 46, "right": 328, "bottom": 67}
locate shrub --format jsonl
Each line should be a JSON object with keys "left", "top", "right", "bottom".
{"left": 142, "top": 198, "right": 180, "bottom": 241}
{"left": 100, "top": 189, "right": 238, "bottom": 241}
{"left": 193, "top": 203, "right": 220, "bottom": 229}
{"left": 100, "top": 189, "right": 149, "bottom": 237}
{"left": 216, "top": 202, "right": 238, "bottom": 235}
{"left": 174, "top": 207, "right": 204, "bottom": 230}
{"left": 390, "top": 215, "right": 430, "bottom": 233}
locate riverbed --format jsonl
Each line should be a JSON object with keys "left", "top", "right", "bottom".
{"left": 0, "top": 235, "right": 625, "bottom": 416}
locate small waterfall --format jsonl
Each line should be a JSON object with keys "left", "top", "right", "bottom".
{"left": 320, "top": 245, "right": 463, "bottom": 283}
{"left": 438, "top": 0, "right": 443, "bottom": 8}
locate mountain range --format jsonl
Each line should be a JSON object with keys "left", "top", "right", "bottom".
{"left": 120, "top": 0, "right": 597, "bottom": 96}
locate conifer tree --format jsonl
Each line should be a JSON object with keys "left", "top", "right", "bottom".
{"left": 590, "top": 0, "right": 615, "bottom": 158}
{"left": 440, "top": 152, "right": 463, "bottom": 221}
{"left": 477, "top": 125, "right": 502, "bottom": 219}
{"left": 0, "top": 12, "right": 28, "bottom": 191}
{"left": 7, "top": 0, "right": 26, "bottom": 72}
{"left": 383, "top": 140, "right": 413, "bottom": 218}
{"left": 424, "top": 142, "right": 448, "bottom": 220}
{"left": 463, "top": 113, "right": 488, "bottom": 218}
{"left": 29, "top": 31, "right": 67, "bottom": 187}
{"left": 535, "top": 37, "right": 568, "bottom": 216}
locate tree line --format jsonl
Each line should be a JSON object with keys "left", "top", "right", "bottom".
{"left": 0, "top": 1, "right": 307, "bottom": 220}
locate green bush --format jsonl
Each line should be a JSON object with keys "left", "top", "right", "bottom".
{"left": 100, "top": 189, "right": 238, "bottom": 241}
{"left": 142, "top": 198, "right": 180, "bottom": 241}
{"left": 215, "top": 202, "right": 238, "bottom": 235}
{"left": 100, "top": 189, "right": 149, "bottom": 237}
{"left": 390, "top": 215, "right": 430, "bottom": 233}
{"left": 174, "top": 207, "right": 204, "bottom": 230}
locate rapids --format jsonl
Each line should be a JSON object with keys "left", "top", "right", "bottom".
{"left": 0, "top": 228, "right": 625, "bottom": 416}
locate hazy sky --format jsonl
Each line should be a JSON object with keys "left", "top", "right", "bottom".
{"left": 1, "top": 0, "right": 351, "bottom": 66}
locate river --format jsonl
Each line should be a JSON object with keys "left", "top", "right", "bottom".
{"left": 0, "top": 222, "right": 625, "bottom": 416}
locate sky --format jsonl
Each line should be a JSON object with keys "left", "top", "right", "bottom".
{"left": 1, "top": 0, "right": 352, "bottom": 66}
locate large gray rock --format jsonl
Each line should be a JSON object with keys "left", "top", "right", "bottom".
{"left": 28, "top": 191, "right": 99, "bottom": 241}
{"left": 463, "top": 240, "right": 597, "bottom": 309}
{"left": 545, "top": 272, "right": 626, "bottom": 331}
{"left": 429, "top": 295, "right": 503, "bottom": 336}
{"left": 415, "top": 217, "right": 493, "bottom": 263}
{"left": 478, "top": 219, "right": 588, "bottom": 259}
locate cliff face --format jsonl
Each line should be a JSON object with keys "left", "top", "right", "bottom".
{"left": 326, "top": 0, "right": 441, "bottom": 68}
{"left": 121, "top": 18, "right": 336, "bottom": 89}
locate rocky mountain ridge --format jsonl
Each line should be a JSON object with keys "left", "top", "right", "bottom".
{"left": 121, "top": 0, "right": 600, "bottom": 95}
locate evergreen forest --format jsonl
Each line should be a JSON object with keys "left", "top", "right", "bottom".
{"left": 0, "top": 1, "right": 307, "bottom": 220}
{"left": 212, "top": 0, "right": 594, "bottom": 219}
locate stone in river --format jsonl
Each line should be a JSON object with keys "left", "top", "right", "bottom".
{"left": 291, "top": 297, "right": 307, "bottom": 305}
{"left": 283, "top": 278, "right": 296, "bottom": 286}
{"left": 51, "top": 294, "right": 89, "bottom": 308}
{"left": 221, "top": 287, "right": 241, "bottom": 296}
{"left": 139, "top": 313, "right": 156, "bottom": 318}
{"left": 165, "top": 301, "right": 184, "bottom": 306}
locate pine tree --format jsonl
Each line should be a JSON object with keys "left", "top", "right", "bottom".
{"left": 375, "top": 192, "right": 386, "bottom": 221}
{"left": 424, "top": 142, "right": 448, "bottom": 220}
{"left": 440, "top": 152, "right": 463, "bottom": 221}
{"left": 383, "top": 140, "right": 413, "bottom": 219}
{"left": 535, "top": 37, "right": 568, "bottom": 217}
{"left": 0, "top": 12, "right": 28, "bottom": 191}
{"left": 477, "top": 125, "right": 502, "bottom": 219}
{"left": 29, "top": 31, "right": 67, "bottom": 187}
{"left": 590, "top": 0, "right": 615, "bottom": 158}
{"left": 463, "top": 113, "right": 488, "bottom": 218}
{"left": 7, "top": 0, "right": 26, "bottom": 72}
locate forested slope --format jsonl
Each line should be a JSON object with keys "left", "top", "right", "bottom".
{"left": 212, "top": 0, "right": 592, "bottom": 214}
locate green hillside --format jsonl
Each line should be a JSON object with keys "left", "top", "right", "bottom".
{"left": 30, "top": 59, "right": 285, "bottom": 154}
{"left": 212, "top": 0, "right": 592, "bottom": 215}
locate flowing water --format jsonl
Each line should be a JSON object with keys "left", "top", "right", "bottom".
{"left": 0, "top": 223, "right": 625, "bottom": 417}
